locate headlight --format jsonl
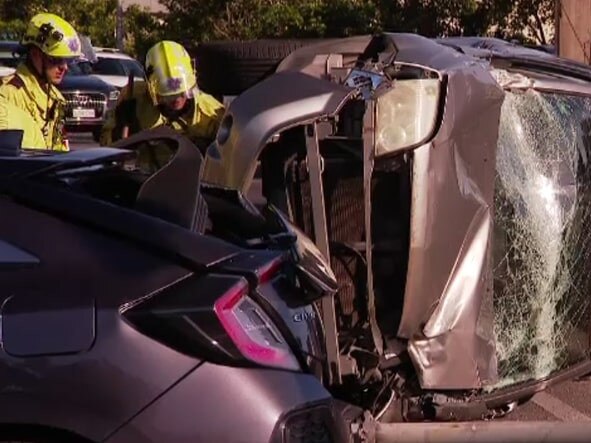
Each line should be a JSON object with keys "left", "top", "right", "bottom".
{"left": 375, "top": 78, "right": 441, "bottom": 156}
{"left": 108, "top": 90, "right": 120, "bottom": 101}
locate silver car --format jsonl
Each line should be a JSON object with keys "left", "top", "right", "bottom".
{"left": 203, "top": 33, "right": 591, "bottom": 422}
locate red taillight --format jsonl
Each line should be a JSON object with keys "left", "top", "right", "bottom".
{"left": 256, "top": 254, "right": 285, "bottom": 284}
{"left": 214, "top": 278, "right": 300, "bottom": 371}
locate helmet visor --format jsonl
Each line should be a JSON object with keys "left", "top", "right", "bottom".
{"left": 156, "top": 88, "right": 195, "bottom": 105}
{"left": 45, "top": 54, "right": 78, "bottom": 66}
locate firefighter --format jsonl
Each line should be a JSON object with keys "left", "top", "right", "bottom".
{"left": 0, "top": 12, "right": 82, "bottom": 151}
{"left": 100, "top": 40, "right": 225, "bottom": 151}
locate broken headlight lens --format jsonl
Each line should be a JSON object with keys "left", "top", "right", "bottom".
{"left": 375, "top": 78, "right": 441, "bottom": 156}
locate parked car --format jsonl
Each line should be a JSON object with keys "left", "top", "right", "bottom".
{"left": 61, "top": 60, "right": 119, "bottom": 141}
{"left": 0, "top": 40, "right": 18, "bottom": 78}
{"left": 202, "top": 33, "right": 591, "bottom": 421}
{"left": 91, "top": 47, "right": 145, "bottom": 89}
{"left": 0, "top": 125, "right": 370, "bottom": 442}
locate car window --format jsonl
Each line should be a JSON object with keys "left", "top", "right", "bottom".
{"left": 120, "top": 59, "right": 145, "bottom": 78}
{"left": 493, "top": 90, "right": 591, "bottom": 389}
{"left": 66, "top": 61, "right": 93, "bottom": 76}
{"left": 0, "top": 44, "right": 20, "bottom": 53}
{"left": 93, "top": 58, "right": 127, "bottom": 76}
{"left": 0, "top": 52, "right": 19, "bottom": 68}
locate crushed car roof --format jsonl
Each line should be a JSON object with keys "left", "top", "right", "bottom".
{"left": 436, "top": 36, "right": 591, "bottom": 82}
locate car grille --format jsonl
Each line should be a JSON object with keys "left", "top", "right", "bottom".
{"left": 62, "top": 92, "right": 106, "bottom": 120}
{"left": 285, "top": 154, "right": 412, "bottom": 340}
{"left": 286, "top": 157, "right": 366, "bottom": 330}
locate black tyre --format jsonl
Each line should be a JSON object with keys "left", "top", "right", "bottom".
{"left": 191, "top": 40, "right": 319, "bottom": 97}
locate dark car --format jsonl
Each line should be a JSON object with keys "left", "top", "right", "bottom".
{"left": 0, "top": 126, "right": 369, "bottom": 443}
{"left": 203, "top": 33, "right": 591, "bottom": 422}
{"left": 61, "top": 60, "right": 119, "bottom": 141}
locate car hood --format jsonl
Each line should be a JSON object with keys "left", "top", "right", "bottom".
{"left": 60, "top": 74, "right": 115, "bottom": 93}
{"left": 0, "top": 66, "right": 15, "bottom": 78}
{"left": 92, "top": 74, "right": 143, "bottom": 89}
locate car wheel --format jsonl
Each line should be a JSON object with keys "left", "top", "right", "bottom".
{"left": 191, "top": 40, "right": 319, "bottom": 97}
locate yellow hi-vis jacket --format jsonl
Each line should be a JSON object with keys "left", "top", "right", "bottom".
{"left": 100, "top": 80, "right": 224, "bottom": 147}
{"left": 0, "top": 62, "right": 68, "bottom": 151}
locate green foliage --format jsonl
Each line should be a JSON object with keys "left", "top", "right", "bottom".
{"left": 0, "top": 0, "right": 118, "bottom": 46}
{"left": 0, "top": 19, "right": 27, "bottom": 40}
{"left": 159, "top": 0, "right": 556, "bottom": 44}
{"left": 158, "top": 0, "right": 382, "bottom": 41}
{"left": 0, "top": 0, "right": 161, "bottom": 57}
{"left": 0, "top": 0, "right": 557, "bottom": 59}
{"left": 123, "top": 5, "right": 165, "bottom": 60}
{"left": 479, "top": 0, "right": 555, "bottom": 44}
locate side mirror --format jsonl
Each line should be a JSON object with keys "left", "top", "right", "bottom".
{"left": 0, "top": 129, "right": 24, "bottom": 157}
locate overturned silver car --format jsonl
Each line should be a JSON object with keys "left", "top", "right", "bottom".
{"left": 203, "top": 34, "right": 591, "bottom": 421}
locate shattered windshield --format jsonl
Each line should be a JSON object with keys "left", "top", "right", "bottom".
{"left": 493, "top": 89, "right": 591, "bottom": 389}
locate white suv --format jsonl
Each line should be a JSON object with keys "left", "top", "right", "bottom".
{"left": 0, "top": 40, "right": 19, "bottom": 78}
{"left": 91, "top": 48, "right": 145, "bottom": 89}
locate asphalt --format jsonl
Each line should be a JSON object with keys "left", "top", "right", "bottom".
{"left": 70, "top": 132, "right": 97, "bottom": 148}
{"left": 69, "top": 131, "right": 591, "bottom": 424}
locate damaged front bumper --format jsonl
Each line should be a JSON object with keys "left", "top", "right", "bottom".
{"left": 402, "top": 360, "right": 591, "bottom": 422}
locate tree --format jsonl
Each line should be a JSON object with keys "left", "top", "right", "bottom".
{"left": 0, "top": 0, "right": 556, "bottom": 56}
{"left": 159, "top": 0, "right": 556, "bottom": 44}
{"left": 375, "top": 0, "right": 482, "bottom": 36}
{"left": 0, "top": 0, "right": 161, "bottom": 57}
{"left": 481, "top": 0, "right": 555, "bottom": 44}
{"left": 123, "top": 5, "right": 165, "bottom": 59}
{"left": 159, "top": 0, "right": 315, "bottom": 41}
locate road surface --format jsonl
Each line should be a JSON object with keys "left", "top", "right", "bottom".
{"left": 70, "top": 132, "right": 96, "bottom": 148}
{"left": 70, "top": 132, "right": 591, "bottom": 424}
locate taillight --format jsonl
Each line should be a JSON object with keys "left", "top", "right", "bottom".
{"left": 214, "top": 278, "right": 300, "bottom": 371}
{"left": 121, "top": 271, "right": 300, "bottom": 372}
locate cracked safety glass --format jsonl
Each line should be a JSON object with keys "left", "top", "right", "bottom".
{"left": 492, "top": 89, "right": 591, "bottom": 389}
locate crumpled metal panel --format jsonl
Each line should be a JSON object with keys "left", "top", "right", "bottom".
{"left": 277, "top": 35, "right": 373, "bottom": 77}
{"left": 490, "top": 88, "right": 591, "bottom": 390}
{"left": 402, "top": 64, "right": 505, "bottom": 389}
{"left": 202, "top": 71, "right": 355, "bottom": 191}
{"left": 436, "top": 36, "right": 557, "bottom": 60}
